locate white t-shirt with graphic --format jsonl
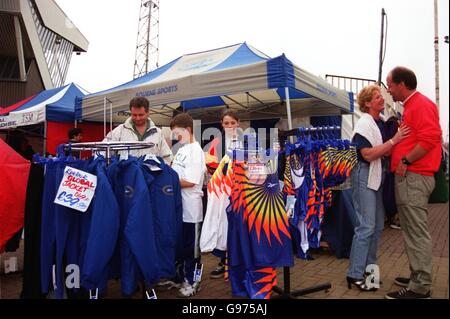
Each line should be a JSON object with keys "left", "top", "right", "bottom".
{"left": 172, "top": 142, "right": 206, "bottom": 223}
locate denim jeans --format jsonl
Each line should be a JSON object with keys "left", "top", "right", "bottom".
{"left": 347, "top": 162, "right": 385, "bottom": 279}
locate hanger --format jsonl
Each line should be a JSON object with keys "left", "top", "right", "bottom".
{"left": 89, "top": 289, "right": 98, "bottom": 300}
{"left": 144, "top": 153, "right": 161, "bottom": 164}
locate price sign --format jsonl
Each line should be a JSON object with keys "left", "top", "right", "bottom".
{"left": 54, "top": 166, "right": 97, "bottom": 212}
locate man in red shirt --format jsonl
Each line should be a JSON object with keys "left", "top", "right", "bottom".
{"left": 385, "top": 67, "right": 442, "bottom": 299}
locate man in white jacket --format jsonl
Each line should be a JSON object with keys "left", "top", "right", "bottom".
{"left": 104, "top": 96, "right": 173, "bottom": 164}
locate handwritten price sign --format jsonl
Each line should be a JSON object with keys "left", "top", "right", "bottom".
{"left": 54, "top": 166, "right": 97, "bottom": 212}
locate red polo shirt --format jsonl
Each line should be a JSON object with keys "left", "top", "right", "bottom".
{"left": 391, "top": 92, "right": 442, "bottom": 176}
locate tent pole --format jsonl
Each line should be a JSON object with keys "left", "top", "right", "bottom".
{"left": 103, "top": 97, "right": 107, "bottom": 138}
{"left": 43, "top": 121, "right": 47, "bottom": 155}
{"left": 285, "top": 87, "right": 294, "bottom": 143}
{"left": 285, "top": 87, "right": 293, "bottom": 130}
{"left": 110, "top": 102, "right": 113, "bottom": 135}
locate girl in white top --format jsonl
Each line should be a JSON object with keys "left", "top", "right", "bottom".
{"left": 202, "top": 110, "right": 241, "bottom": 279}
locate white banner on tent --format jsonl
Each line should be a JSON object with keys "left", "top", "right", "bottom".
{"left": 0, "top": 84, "right": 71, "bottom": 129}
{"left": 0, "top": 109, "right": 44, "bottom": 129}
{"left": 13, "top": 109, "right": 44, "bottom": 126}
{"left": 0, "top": 115, "right": 18, "bottom": 129}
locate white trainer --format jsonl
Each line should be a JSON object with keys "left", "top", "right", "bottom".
{"left": 177, "top": 281, "right": 201, "bottom": 298}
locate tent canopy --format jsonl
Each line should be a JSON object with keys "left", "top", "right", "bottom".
{"left": 76, "top": 43, "right": 354, "bottom": 126}
{"left": 0, "top": 83, "right": 88, "bottom": 129}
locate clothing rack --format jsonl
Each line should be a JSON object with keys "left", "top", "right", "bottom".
{"left": 279, "top": 125, "right": 341, "bottom": 140}
{"left": 272, "top": 126, "right": 340, "bottom": 299}
{"left": 62, "top": 141, "right": 155, "bottom": 164}
{"left": 53, "top": 141, "right": 158, "bottom": 299}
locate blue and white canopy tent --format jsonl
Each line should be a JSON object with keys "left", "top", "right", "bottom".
{"left": 76, "top": 43, "right": 354, "bottom": 129}
{"left": 0, "top": 83, "right": 88, "bottom": 129}
{"left": 0, "top": 83, "right": 89, "bottom": 152}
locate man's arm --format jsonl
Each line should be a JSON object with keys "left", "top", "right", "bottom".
{"left": 395, "top": 144, "right": 429, "bottom": 176}
{"left": 403, "top": 144, "right": 429, "bottom": 163}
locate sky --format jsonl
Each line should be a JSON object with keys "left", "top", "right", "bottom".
{"left": 56, "top": 0, "right": 449, "bottom": 140}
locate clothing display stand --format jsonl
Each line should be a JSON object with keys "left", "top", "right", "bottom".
{"left": 272, "top": 268, "right": 332, "bottom": 299}
{"left": 272, "top": 126, "right": 341, "bottom": 299}
{"left": 279, "top": 125, "right": 342, "bottom": 141}
{"left": 62, "top": 141, "right": 156, "bottom": 299}
{"left": 63, "top": 141, "right": 155, "bottom": 164}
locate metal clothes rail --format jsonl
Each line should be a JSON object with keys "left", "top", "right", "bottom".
{"left": 63, "top": 141, "right": 155, "bottom": 164}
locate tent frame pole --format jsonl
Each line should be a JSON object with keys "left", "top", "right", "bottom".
{"left": 285, "top": 87, "right": 294, "bottom": 144}
{"left": 285, "top": 87, "right": 293, "bottom": 130}
{"left": 110, "top": 102, "right": 113, "bottom": 135}
{"left": 103, "top": 97, "right": 107, "bottom": 138}
{"left": 43, "top": 121, "right": 47, "bottom": 155}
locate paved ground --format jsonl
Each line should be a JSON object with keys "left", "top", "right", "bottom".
{"left": 0, "top": 203, "right": 448, "bottom": 299}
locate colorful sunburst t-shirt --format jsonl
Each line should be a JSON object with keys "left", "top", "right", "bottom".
{"left": 226, "top": 160, "right": 293, "bottom": 299}
{"left": 227, "top": 161, "right": 294, "bottom": 269}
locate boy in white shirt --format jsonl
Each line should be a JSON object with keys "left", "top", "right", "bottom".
{"left": 170, "top": 113, "right": 206, "bottom": 298}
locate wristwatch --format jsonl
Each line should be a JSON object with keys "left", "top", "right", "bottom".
{"left": 401, "top": 156, "right": 412, "bottom": 166}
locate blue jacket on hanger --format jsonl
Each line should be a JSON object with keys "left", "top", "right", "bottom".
{"left": 107, "top": 157, "right": 159, "bottom": 296}
{"left": 141, "top": 157, "right": 183, "bottom": 279}
{"left": 40, "top": 156, "right": 120, "bottom": 298}
{"left": 80, "top": 156, "right": 120, "bottom": 292}
{"left": 40, "top": 157, "right": 85, "bottom": 299}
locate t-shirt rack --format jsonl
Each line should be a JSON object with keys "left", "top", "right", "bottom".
{"left": 272, "top": 125, "right": 344, "bottom": 299}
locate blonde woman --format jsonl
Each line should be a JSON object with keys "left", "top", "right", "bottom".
{"left": 346, "top": 84, "right": 410, "bottom": 291}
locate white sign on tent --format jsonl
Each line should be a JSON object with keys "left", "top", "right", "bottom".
{"left": 0, "top": 115, "right": 18, "bottom": 129}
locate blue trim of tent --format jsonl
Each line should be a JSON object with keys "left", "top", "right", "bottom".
{"left": 181, "top": 96, "right": 225, "bottom": 110}
{"left": 75, "top": 96, "right": 83, "bottom": 121}
{"left": 208, "top": 43, "right": 268, "bottom": 72}
{"left": 46, "top": 84, "right": 85, "bottom": 122}
{"left": 10, "top": 83, "right": 86, "bottom": 122}
{"left": 267, "top": 54, "right": 295, "bottom": 89}
{"left": 14, "top": 85, "right": 68, "bottom": 112}
{"left": 276, "top": 87, "right": 312, "bottom": 100}
{"left": 348, "top": 92, "right": 354, "bottom": 112}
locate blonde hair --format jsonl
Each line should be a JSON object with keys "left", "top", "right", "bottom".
{"left": 357, "top": 84, "right": 381, "bottom": 113}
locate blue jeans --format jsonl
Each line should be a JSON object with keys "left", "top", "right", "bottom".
{"left": 347, "top": 162, "right": 385, "bottom": 279}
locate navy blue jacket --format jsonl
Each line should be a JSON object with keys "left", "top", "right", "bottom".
{"left": 41, "top": 158, "right": 85, "bottom": 298}
{"left": 141, "top": 157, "right": 183, "bottom": 279}
{"left": 80, "top": 157, "right": 120, "bottom": 291}
{"left": 107, "top": 157, "right": 159, "bottom": 296}
{"left": 40, "top": 157, "right": 120, "bottom": 298}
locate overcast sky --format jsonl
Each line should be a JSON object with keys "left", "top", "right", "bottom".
{"left": 56, "top": 0, "right": 449, "bottom": 140}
